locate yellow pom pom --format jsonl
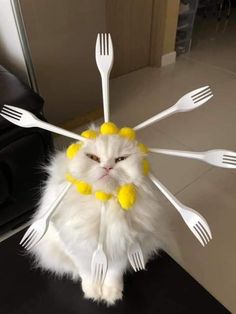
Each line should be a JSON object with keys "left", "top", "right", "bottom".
{"left": 119, "top": 127, "right": 136, "bottom": 140}
{"left": 81, "top": 129, "right": 97, "bottom": 139}
{"left": 138, "top": 143, "right": 148, "bottom": 154}
{"left": 95, "top": 191, "right": 112, "bottom": 202}
{"left": 75, "top": 181, "right": 92, "bottom": 194}
{"left": 66, "top": 143, "right": 82, "bottom": 159}
{"left": 117, "top": 184, "right": 136, "bottom": 210}
{"left": 142, "top": 159, "right": 150, "bottom": 176}
{"left": 65, "top": 173, "right": 76, "bottom": 183}
{"left": 100, "top": 122, "right": 119, "bottom": 135}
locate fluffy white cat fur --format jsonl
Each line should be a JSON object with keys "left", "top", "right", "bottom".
{"left": 30, "top": 131, "right": 173, "bottom": 305}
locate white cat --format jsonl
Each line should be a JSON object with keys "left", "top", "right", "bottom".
{"left": 29, "top": 128, "right": 173, "bottom": 305}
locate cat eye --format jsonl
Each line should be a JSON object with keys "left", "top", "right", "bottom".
{"left": 115, "top": 156, "right": 128, "bottom": 163}
{"left": 86, "top": 153, "right": 100, "bottom": 163}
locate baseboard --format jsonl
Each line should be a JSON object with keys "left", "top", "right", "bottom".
{"left": 161, "top": 51, "right": 176, "bottom": 67}
{"left": 59, "top": 107, "right": 103, "bottom": 131}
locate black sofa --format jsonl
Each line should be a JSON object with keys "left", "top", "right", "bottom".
{"left": 0, "top": 65, "right": 54, "bottom": 235}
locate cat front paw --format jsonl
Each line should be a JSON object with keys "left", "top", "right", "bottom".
{"left": 101, "top": 280, "right": 123, "bottom": 305}
{"left": 82, "top": 280, "right": 102, "bottom": 302}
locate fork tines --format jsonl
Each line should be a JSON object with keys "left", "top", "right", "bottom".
{"left": 20, "top": 228, "right": 37, "bottom": 250}
{"left": 193, "top": 221, "right": 212, "bottom": 247}
{"left": 98, "top": 33, "right": 111, "bottom": 56}
{"left": 1, "top": 104, "right": 22, "bottom": 120}
{"left": 191, "top": 86, "right": 213, "bottom": 104}
{"left": 130, "top": 252, "right": 145, "bottom": 271}
{"left": 92, "top": 263, "right": 105, "bottom": 283}
{"left": 223, "top": 154, "right": 236, "bottom": 166}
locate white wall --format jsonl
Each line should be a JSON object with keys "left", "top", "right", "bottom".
{"left": 0, "top": 0, "right": 28, "bottom": 83}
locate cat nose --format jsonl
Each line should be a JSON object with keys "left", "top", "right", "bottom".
{"left": 103, "top": 166, "right": 113, "bottom": 172}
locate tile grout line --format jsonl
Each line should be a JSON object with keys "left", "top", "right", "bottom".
{"left": 173, "top": 166, "right": 213, "bottom": 197}
{"left": 151, "top": 127, "right": 200, "bottom": 151}
{"left": 182, "top": 55, "right": 236, "bottom": 77}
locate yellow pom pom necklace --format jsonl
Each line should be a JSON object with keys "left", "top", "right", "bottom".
{"left": 65, "top": 172, "right": 137, "bottom": 210}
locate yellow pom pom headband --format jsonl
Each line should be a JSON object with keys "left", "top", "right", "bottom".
{"left": 80, "top": 122, "right": 137, "bottom": 141}
{"left": 66, "top": 121, "right": 149, "bottom": 163}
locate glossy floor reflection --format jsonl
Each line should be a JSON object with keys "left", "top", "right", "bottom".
{"left": 0, "top": 231, "right": 230, "bottom": 314}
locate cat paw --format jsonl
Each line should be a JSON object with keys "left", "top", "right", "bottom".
{"left": 101, "top": 281, "right": 123, "bottom": 305}
{"left": 82, "top": 280, "right": 102, "bottom": 302}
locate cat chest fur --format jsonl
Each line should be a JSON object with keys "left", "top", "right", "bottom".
{"left": 51, "top": 188, "right": 155, "bottom": 258}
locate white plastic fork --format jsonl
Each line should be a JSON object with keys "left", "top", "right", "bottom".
{"left": 95, "top": 33, "right": 114, "bottom": 122}
{"left": 0, "top": 104, "right": 84, "bottom": 141}
{"left": 134, "top": 86, "right": 213, "bottom": 131}
{"left": 20, "top": 182, "right": 72, "bottom": 250}
{"left": 149, "top": 148, "right": 236, "bottom": 169}
{"left": 91, "top": 202, "right": 108, "bottom": 285}
{"left": 149, "top": 173, "right": 212, "bottom": 247}
{"left": 128, "top": 241, "right": 145, "bottom": 272}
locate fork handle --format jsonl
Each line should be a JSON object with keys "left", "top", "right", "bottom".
{"left": 149, "top": 173, "right": 183, "bottom": 213}
{"left": 133, "top": 105, "right": 177, "bottom": 131}
{"left": 149, "top": 148, "right": 204, "bottom": 161}
{"left": 35, "top": 119, "right": 85, "bottom": 142}
{"left": 98, "top": 203, "right": 106, "bottom": 248}
{"left": 39, "top": 182, "right": 72, "bottom": 221}
{"left": 101, "top": 73, "right": 110, "bottom": 122}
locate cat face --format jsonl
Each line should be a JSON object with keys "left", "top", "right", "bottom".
{"left": 68, "top": 134, "right": 145, "bottom": 191}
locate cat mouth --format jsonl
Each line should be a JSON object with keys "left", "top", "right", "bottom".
{"left": 99, "top": 173, "right": 110, "bottom": 180}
